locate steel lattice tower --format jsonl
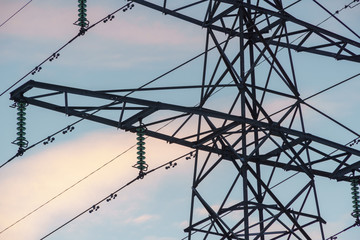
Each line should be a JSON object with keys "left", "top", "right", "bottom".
{"left": 10, "top": 1, "right": 360, "bottom": 239}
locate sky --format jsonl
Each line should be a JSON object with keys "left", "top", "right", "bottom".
{"left": 0, "top": 0, "right": 360, "bottom": 239}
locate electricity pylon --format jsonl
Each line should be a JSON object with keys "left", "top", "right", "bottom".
{"left": 10, "top": 1, "right": 360, "bottom": 239}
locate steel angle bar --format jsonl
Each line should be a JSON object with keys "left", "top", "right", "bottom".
{"left": 10, "top": 81, "right": 360, "bottom": 180}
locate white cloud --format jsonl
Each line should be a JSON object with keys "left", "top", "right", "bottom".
{"left": 0, "top": 1, "right": 203, "bottom": 47}
{"left": 125, "top": 214, "right": 160, "bottom": 224}
{"left": 0, "top": 127, "right": 192, "bottom": 239}
{"left": 0, "top": 130, "right": 138, "bottom": 239}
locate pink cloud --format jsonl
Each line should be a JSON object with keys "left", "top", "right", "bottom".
{"left": 0, "top": 2, "right": 203, "bottom": 47}
{"left": 0, "top": 128, "right": 192, "bottom": 239}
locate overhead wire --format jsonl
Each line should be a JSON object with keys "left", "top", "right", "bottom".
{"left": 1, "top": 0, "right": 360, "bottom": 238}
{"left": 39, "top": 151, "right": 193, "bottom": 240}
{"left": 0, "top": 141, "right": 135, "bottom": 235}
{"left": 40, "top": 2, "right": 360, "bottom": 239}
{"left": 313, "top": 0, "right": 360, "bottom": 39}
{"left": 0, "top": 98, "right": 195, "bottom": 235}
{"left": 0, "top": 0, "right": 305, "bottom": 97}
{"left": 178, "top": 70, "right": 360, "bottom": 239}
{"left": 0, "top": 0, "right": 355, "bottom": 204}
{"left": 32, "top": 70, "right": 360, "bottom": 239}
{"left": 0, "top": 1, "right": 134, "bottom": 97}
{"left": 3, "top": 70, "right": 359, "bottom": 237}
{"left": 254, "top": 0, "right": 360, "bottom": 72}
{"left": 325, "top": 222, "right": 359, "bottom": 240}
{"left": 0, "top": 0, "right": 33, "bottom": 29}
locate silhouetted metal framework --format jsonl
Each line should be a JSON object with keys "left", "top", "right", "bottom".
{"left": 10, "top": 1, "right": 360, "bottom": 239}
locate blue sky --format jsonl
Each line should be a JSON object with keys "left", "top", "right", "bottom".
{"left": 0, "top": 0, "right": 360, "bottom": 239}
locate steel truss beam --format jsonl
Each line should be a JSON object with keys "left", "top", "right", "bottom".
{"left": 131, "top": 0, "right": 360, "bottom": 62}
{"left": 9, "top": 1, "right": 360, "bottom": 239}
{"left": 10, "top": 80, "right": 360, "bottom": 181}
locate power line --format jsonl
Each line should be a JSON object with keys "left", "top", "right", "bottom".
{"left": 313, "top": 0, "right": 360, "bottom": 39}
{"left": 0, "top": 0, "right": 299, "bottom": 98}
{"left": 2, "top": 1, "right": 359, "bottom": 238}
{"left": 0, "top": 1, "right": 134, "bottom": 97}
{"left": 38, "top": 151, "right": 192, "bottom": 239}
{"left": 1, "top": 0, "right": 358, "bottom": 209}
{"left": 4, "top": 62, "right": 358, "bottom": 240}
{"left": 0, "top": 139, "right": 142, "bottom": 235}
{"left": 0, "top": 98, "right": 196, "bottom": 235}
{"left": 325, "top": 222, "right": 359, "bottom": 240}
{"left": 0, "top": 0, "right": 33, "bottom": 29}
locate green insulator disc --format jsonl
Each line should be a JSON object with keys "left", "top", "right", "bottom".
{"left": 352, "top": 196, "right": 359, "bottom": 200}
{"left": 17, "top": 126, "right": 26, "bottom": 131}
{"left": 17, "top": 121, "right": 26, "bottom": 126}
{"left": 17, "top": 116, "right": 26, "bottom": 122}
{"left": 137, "top": 146, "right": 145, "bottom": 150}
{"left": 78, "top": 18, "right": 87, "bottom": 23}
{"left": 78, "top": 13, "right": 87, "bottom": 18}
{"left": 137, "top": 156, "right": 146, "bottom": 160}
{"left": 137, "top": 136, "right": 145, "bottom": 141}
{"left": 351, "top": 186, "right": 359, "bottom": 191}
{"left": 18, "top": 143, "right": 26, "bottom": 148}
{"left": 137, "top": 160, "right": 145, "bottom": 164}
{"left": 78, "top": 8, "right": 87, "bottom": 13}
{"left": 17, "top": 112, "right": 26, "bottom": 117}
{"left": 17, "top": 132, "right": 26, "bottom": 137}
{"left": 17, "top": 136, "right": 26, "bottom": 141}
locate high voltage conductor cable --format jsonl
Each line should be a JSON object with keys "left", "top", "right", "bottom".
{"left": 1, "top": 0, "right": 354, "bottom": 98}
{"left": 4, "top": 74, "right": 359, "bottom": 239}
{"left": 325, "top": 222, "right": 359, "bottom": 240}
{"left": 0, "top": 140, "right": 139, "bottom": 235}
{"left": 313, "top": 0, "right": 360, "bottom": 39}
{"left": 254, "top": 0, "right": 360, "bottom": 69}
{"left": 0, "top": 0, "right": 33, "bottom": 29}
{"left": 0, "top": 1, "right": 135, "bottom": 97}
{"left": 0, "top": 1, "right": 356, "bottom": 237}
{"left": 0, "top": 104, "right": 194, "bottom": 235}
{"left": 39, "top": 151, "right": 193, "bottom": 240}
{"left": 1, "top": 93, "right": 129, "bottom": 169}
{"left": 179, "top": 171, "right": 302, "bottom": 240}
{"left": 2, "top": 0, "right": 360, "bottom": 232}
{"left": 0, "top": 0, "right": 297, "bottom": 98}
{"left": 37, "top": 3, "right": 360, "bottom": 239}
{"left": 182, "top": 72, "right": 360, "bottom": 238}
{"left": 0, "top": 33, "right": 231, "bottom": 169}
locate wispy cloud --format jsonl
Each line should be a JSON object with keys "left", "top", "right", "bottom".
{"left": 0, "top": 130, "right": 137, "bottom": 239}
{"left": 0, "top": 128, "right": 192, "bottom": 239}
{"left": 0, "top": 1, "right": 203, "bottom": 47}
{"left": 125, "top": 214, "right": 160, "bottom": 224}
